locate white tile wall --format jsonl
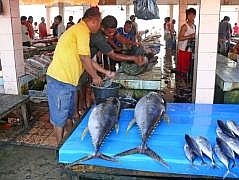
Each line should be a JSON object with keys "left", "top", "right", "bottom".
{"left": 0, "top": 34, "right": 14, "bottom": 51}
{"left": 196, "top": 70, "right": 216, "bottom": 89}
{"left": 198, "top": 33, "right": 218, "bottom": 53}
{"left": 13, "top": 33, "right": 23, "bottom": 50}
{"left": 197, "top": 52, "right": 217, "bottom": 71}
{"left": 0, "top": 17, "right": 12, "bottom": 34}
{"left": 12, "top": 18, "right": 21, "bottom": 35}
{"left": 0, "top": 51, "right": 16, "bottom": 68}
{"left": 195, "top": 89, "right": 215, "bottom": 104}
{"left": 200, "top": 0, "right": 220, "bottom": 15}
{"left": 2, "top": 67, "right": 17, "bottom": 82}
{"left": 199, "top": 15, "right": 220, "bottom": 34}
{"left": 4, "top": 81, "right": 18, "bottom": 94}
{"left": 9, "top": 0, "right": 20, "bottom": 18}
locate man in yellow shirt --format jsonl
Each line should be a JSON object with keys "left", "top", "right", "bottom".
{"left": 47, "top": 7, "right": 114, "bottom": 145}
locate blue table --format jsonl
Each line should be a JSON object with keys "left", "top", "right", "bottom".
{"left": 59, "top": 103, "right": 239, "bottom": 178}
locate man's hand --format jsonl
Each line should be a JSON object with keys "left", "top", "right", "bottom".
{"left": 92, "top": 75, "right": 102, "bottom": 86}
{"left": 134, "top": 56, "right": 146, "bottom": 66}
{"left": 106, "top": 71, "right": 116, "bottom": 79}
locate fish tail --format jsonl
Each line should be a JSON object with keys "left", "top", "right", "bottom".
{"left": 98, "top": 152, "right": 117, "bottom": 162}
{"left": 114, "top": 147, "right": 140, "bottom": 157}
{"left": 66, "top": 155, "right": 95, "bottom": 167}
{"left": 145, "top": 147, "right": 169, "bottom": 169}
{"left": 223, "top": 169, "right": 238, "bottom": 179}
{"left": 114, "top": 146, "right": 169, "bottom": 169}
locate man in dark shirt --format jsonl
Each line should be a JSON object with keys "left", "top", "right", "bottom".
{"left": 75, "top": 15, "right": 145, "bottom": 117}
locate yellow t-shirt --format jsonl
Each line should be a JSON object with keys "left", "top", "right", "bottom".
{"left": 47, "top": 20, "right": 90, "bottom": 86}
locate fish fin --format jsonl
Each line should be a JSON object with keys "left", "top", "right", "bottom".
{"left": 114, "top": 147, "right": 140, "bottom": 157}
{"left": 115, "top": 123, "right": 119, "bottom": 134}
{"left": 164, "top": 114, "right": 170, "bottom": 123}
{"left": 126, "top": 118, "right": 136, "bottom": 135}
{"left": 98, "top": 153, "right": 117, "bottom": 162}
{"left": 81, "top": 127, "right": 89, "bottom": 141}
{"left": 144, "top": 147, "right": 169, "bottom": 169}
{"left": 66, "top": 155, "right": 95, "bottom": 167}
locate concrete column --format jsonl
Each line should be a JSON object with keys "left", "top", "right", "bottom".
{"left": 83, "top": 5, "right": 90, "bottom": 14}
{"left": 58, "top": 2, "right": 64, "bottom": 24}
{"left": 126, "top": 4, "right": 130, "bottom": 20}
{"left": 46, "top": 6, "right": 51, "bottom": 34}
{"left": 237, "top": 6, "right": 239, "bottom": 23}
{"left": 178, "top": 0, "right": 187, "bottom": 30}
{"left": 193, "top": 0, "right": 221, "bottom": 104}
{"left": 0, "top": 0, "right": 25, "bottom": 94}
{"left": 169, "top": 4, "right": 173, "bottom": 20}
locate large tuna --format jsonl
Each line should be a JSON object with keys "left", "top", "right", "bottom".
{"left": 114, "top": 92, "right": 169, "bottom": 168}
{"left": 69, "top": 97, "right": 121, "bottom": 166}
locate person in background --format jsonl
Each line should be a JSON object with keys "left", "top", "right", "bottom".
{"left": 33, "top": 22, "right": 38, "bottom": 34}
{"left": 47, "top": 7, "right": 114, "bottom": 145}
{"left": 26, "top": 16, "right": 34, "bottom": 40}
{"left": 66, "top": 16, "right": 75, "bottom": 30}
{"left": 129, "top": 15, "right": 138, "bottom": 42}
{"left": 75, "top": 15, "right": 145, "bottom": 116}
{"left": 39, "top": 17, "right": 47, "bottom": 39}
{"left": 171, "top": 19, "right": 177, "bottom": 51}
{"left": 56, "top": 15, "right": 65, "bottom": 38}
{"left": 164, "top": 17, "right": 172, "bottom": 49}
{"left": 50, "top": 17, "right": 58, "bottom": 37}
{"left": 218, "top": 16, "right": 232, "bottom": 56}
{"left": 111, "top": 20, "right": 136, "bottom": 50}
{"left": 176, "top": 8, "right": 196, "bottom": 84}
{"left": 233, "top": 23, "right": 239, "bottom": 36}
{"left": 21, "top": 16, "right": 31, "bottom": 47}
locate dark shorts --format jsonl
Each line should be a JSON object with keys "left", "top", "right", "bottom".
{"left": 47, "top": 76, "right": 76, "bottom": 128}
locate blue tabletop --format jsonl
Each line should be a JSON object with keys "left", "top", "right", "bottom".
{"left": 59, "top": 103, "right": 239, "bottom": 178}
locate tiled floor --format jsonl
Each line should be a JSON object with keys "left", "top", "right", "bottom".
{"left": 0, "top": 45, "right": 193, "bottom": 148}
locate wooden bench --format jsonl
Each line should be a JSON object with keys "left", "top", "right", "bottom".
{"left": 0, "top": 93, "right": 30, "bottom": 128}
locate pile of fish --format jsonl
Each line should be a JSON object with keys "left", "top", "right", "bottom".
{"left": 114, "top": 92, "right": 169, "bottom": 168}
{"left": 184, "top": 119, "right": 239, "bottom": 179}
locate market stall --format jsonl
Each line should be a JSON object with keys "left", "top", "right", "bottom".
{"left": 58, "top": 103, "right": 239, "bottom": 179}
{"left": 214, "top": 54, "right": 239, "bottom": 103}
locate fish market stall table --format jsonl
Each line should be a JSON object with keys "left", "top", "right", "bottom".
{"left": 0, "top": 93, "right": 30, "bottom": 128}
{"left": 58, "top": 103, "right": 239, "bottom": 179}
{"left": 215, "top": 54, "right": 239, "bottom": 103}
{"left": 115, "top": 67, "right": 161, "bottom": 99}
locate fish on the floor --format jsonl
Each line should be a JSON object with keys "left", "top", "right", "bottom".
{"left": 217, "top": 120, "right": 236, "bottom": 138}
{"left": 195, "top": 136, "right": 217, "bottom": 168}
{"left": 119, "top": 96, "right": 137, "bottom": 109}
{"left": 185, "top": 134, "right": 206, "bottom": 165}
{"left": 114, "top": 92, "right": 169, "bottom": 168}
{"left": 68, "top": 97, "right": 121, "bottom": 166}
{"left": 226, "top": 120, "right": 239, "bottom": 137}
{"left": 214, "top": 144, "right": 237, "bottom": 179}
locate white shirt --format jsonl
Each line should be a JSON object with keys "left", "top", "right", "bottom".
{"left": 21, "top": 24, "right": 30, "bottom": 42}
{"left": 178, "top": 23, "right": 196, "bottom": 52}
{"left": 57, "top": 23, "right": 65, "bottom": 38}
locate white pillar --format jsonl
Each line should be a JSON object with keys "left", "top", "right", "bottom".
{"left": 0, "top": 0, "right": 25, "bottom": 94}
{"left": 126, "top": 4, "right": 130, "bottom": 20}
{"left": 178, "top": 0, "right": 187, "bottom": 31}
{"left": 46, "top": 6, "right": 51, "bottom": 34}
{"left": 193, "top": 0, "right": 221, "bottom": 104}
{"left": 58, "top": 2, "right": 64, "bottom": 24}
{"left": 169, "top": 4, "right": 173, "bottom": 20}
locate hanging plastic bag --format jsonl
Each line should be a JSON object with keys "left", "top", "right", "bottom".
{"left": 133, "top": 0, "right": 159, "bottom": 20}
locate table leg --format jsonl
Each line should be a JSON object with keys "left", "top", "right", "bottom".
{"left": 21, "top": 103, "right": 29, "bottom": 128}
